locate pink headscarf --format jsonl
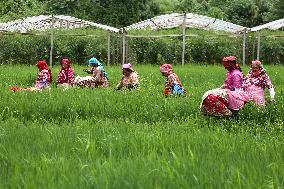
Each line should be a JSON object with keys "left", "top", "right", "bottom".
{"left": 251, "top": 60, "right": 262, "bottom": 67}
{"left": 122, "top": 63, "right": 134, "bottom": 71}
{"left": 222, "top": 56, "right": 242, "bottom": 72}
{"left": 250, "top": 60, "right": 265, "bottom": 76}
{"left": 160, "top": 64, "right": 173, "bottom": 75}
{"left": 223, "top": 56, "right": 237, "bottom": 62}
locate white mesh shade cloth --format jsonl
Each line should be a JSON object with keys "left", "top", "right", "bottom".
{"left": 124, "top": 13, "right": 246, "bottom": 33}
{"left": 0, "top": 15, "right": 119, "bottom": 33}
{"left": 250, "top": 18, "right": 284, "bottom": 32}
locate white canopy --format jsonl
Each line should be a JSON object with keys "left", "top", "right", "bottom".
{"left": 250, "top": 18, "right": 284, "bottom": 32}
{"left": 124, "top": 13, "right": 247, "bottom": 33}
{"left": 0, "top": 15, "right": 119, "bottom": 33}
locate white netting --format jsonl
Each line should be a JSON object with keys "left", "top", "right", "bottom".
{"left": 0, "top": 15, "right": 119, "bottom": 33}
{"left": 250, "top": 18, "right": 284, "bottom": 32}
{"left": 124, "top": 13, "right": 246, "bottom": 33}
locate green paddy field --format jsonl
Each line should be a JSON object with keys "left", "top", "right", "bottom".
{"left": 0, "top": 64, "right": 283, "bottom": 188}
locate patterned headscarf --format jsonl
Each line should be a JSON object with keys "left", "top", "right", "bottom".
{"left": 251, "top": 60, "right": 262, "bottom": 67}
{"left": 250, "top": 60, "right": 265, "bottom": 76}
{"left": 222, "top": 56, "right": 242, "bottom": 72}
{"left": 160, "top": 64, "right": 173, "bottom": 75}
{"left": 88, "top": 57, "right": 109, "bottom": 80}
{"left": 61, "top": 58, "right": 71, "bottom": 67}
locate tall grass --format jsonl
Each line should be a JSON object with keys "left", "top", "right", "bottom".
{"left": 0, "top": 64, "right": 283, "bottom": 188}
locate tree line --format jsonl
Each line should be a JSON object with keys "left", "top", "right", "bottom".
{"left": 0, "top": 0, "right": 283, "bottom": 28}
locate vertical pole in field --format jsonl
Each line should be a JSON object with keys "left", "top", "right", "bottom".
{"left": 242, "top": 28, "right": 247, "bottom": 66}
{"left": 49, "top": 15, "right": 54, "bottom": 67}
{"left": 182, "top": 13, "right": 186, "bottom": 66}
{"left": 107, "top": 31, "right": 111, "bottom": 66}
{"left": 257, "top": 31, "right": 260, "bottom": 60}
{"left": 122, "top": 30, "right": 126, "bottom": 64}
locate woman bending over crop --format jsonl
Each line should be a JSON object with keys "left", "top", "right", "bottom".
{"left": 116, "top": 63, "right": 140, "bottom": 90}
{"left": 200, "top": 88, "right": 250, "bottom": 119}
{"left": 160, "top": 64, "right": 187, "bottom": 97}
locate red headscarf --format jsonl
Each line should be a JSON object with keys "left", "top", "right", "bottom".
{"left": 222, "top": 56, "right": 242, "bottom": 72}
{"left": 36, "top": 60, "right": 52, "bottom": 82}
{"left": 61, "top": 58, "right": 71, "bottom": 67}
{"left": 36, "top": 60, "right": 49, "bottom": 70}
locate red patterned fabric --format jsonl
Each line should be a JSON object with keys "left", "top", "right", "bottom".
{"left": 57, "top": 68, "right": 75, "bottom": 85}
{"left": 201, "top": 94, "right": 231, "bottom": 117}
{"left": 57, "top": 59, "right": 75, "bottom": 85}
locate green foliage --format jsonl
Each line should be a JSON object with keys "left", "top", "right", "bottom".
{"left": 0, "top": 0, "right": 282, "bottom": 27}
{"left": 0, "top": 29, "right": 283, "bottom": 65}
{"left": 0, "top": 0, "right": 46, "bottom": 22}
{"left": 42, "top": 0, "right": 159, "bottom": 27}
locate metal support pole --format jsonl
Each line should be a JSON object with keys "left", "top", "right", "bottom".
{"left": 257, "top": 31, "right": 260, "bottom": 60}
{"left": 242, "top": 28, "right": 247, "bottom": 66}
{"left": 122, "top": 31, "right": 126, "bottom": 64}
{"left": 182, "top": 13, "right": 186, "bottom": 66}
{"left": 49, "top": 15, "right": 54, "bottom": 67}
{"left": 107, "top": 32, "right": 110, "bottom": 66}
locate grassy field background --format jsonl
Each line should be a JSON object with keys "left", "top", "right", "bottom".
{"left": 0, "top": 64, "right": 283, "bottom": 188}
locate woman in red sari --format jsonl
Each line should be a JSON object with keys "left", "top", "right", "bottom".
{"left": 56, "top": 58, "right": 75, "bottom": 88}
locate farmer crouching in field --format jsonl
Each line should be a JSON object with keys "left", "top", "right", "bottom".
{"left": 221, "top": 56, "right": 243, "bottom": 91}
{"left": 10, "top": 60, "right": 52, "bottom": 92}
{"left": 56, "top": 58, "right": 75, "bottom": 89}
{"left": 74, "top": 57, "right": 109, "bottom": 88}
{"left": 242, "top": 60, "right": 275, "bottom": 106}
{"left": 116, "top": 63, "right": 140, "bottom": 90}
{"left": 200, "top": 88, "right": 250, "bottom": 119}
{"left": 160, "top": 64, "right": 187, "bottom": 97}
{"left": 200, "top": 56, "right": 249, "bottom": 119}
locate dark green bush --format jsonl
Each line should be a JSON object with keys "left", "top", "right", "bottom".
{"left": 0, "top": 30, "right": 283, "bottom": 65}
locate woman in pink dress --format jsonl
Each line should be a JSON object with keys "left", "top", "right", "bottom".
{"left": 200, "top": 56, "right": 249, "bottom": 119}
{"left": 10, "top": 60, "right": 52, "bottom": 92}
{"left": 243, "top": 60, "right": 275, "bottom": 106}
{"left": 221, "top": 56, "right": 243, "bottom": 91}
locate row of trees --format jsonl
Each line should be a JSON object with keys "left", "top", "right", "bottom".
{"left": 0, "top": 0, "right": 283, "bottom": 27}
